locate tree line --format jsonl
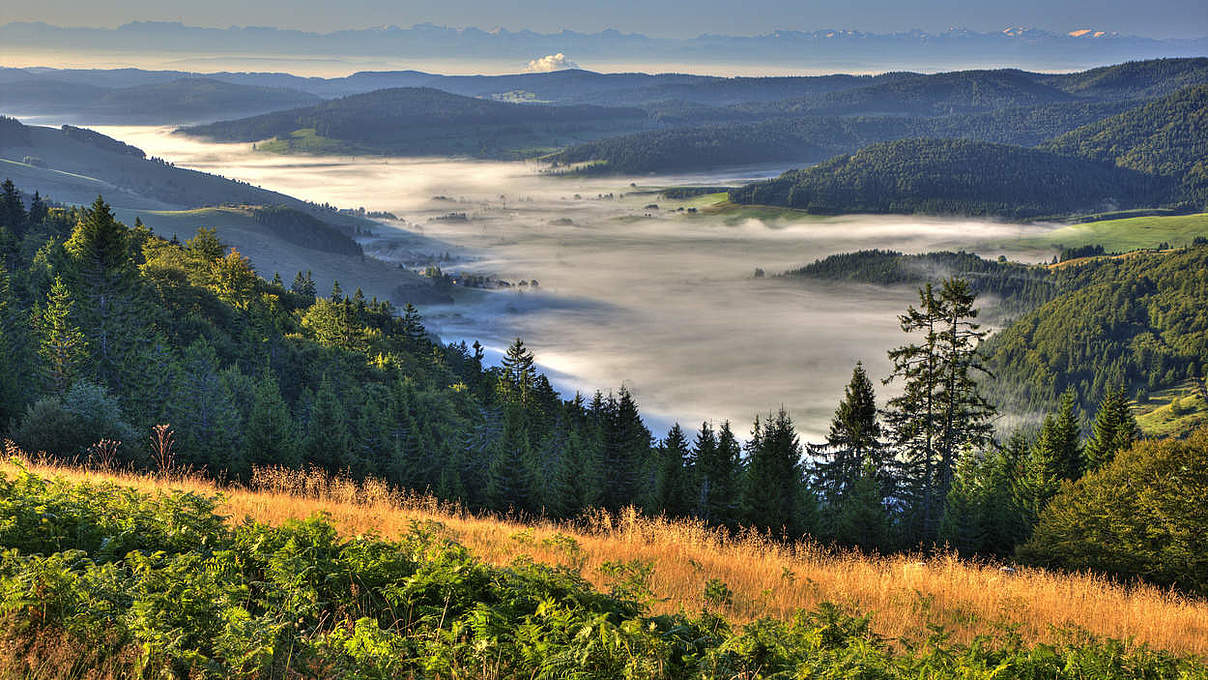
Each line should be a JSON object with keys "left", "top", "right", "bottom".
{"left": 0, "top": 181, "right": 1173, "bottom": 565}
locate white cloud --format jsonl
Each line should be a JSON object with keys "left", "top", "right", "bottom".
{"left": 524, "top": 53, "right": 578, "bottom": 72}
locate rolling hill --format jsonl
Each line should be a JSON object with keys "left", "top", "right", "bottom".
{"left": 1044, "top": 84, "right": 1208, "bottom": 205}
{"left": 180, "top": 87, "right": 652, "bottom": 157}
{"left": 727, "top": 138, "right": 1168, "bottom": 218}
{"left": 0, "top": 76, "right": 320, "bottom": 124}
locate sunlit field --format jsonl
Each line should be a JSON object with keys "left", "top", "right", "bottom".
{"left": 5, "top": 454, "right": 1204, "bottom": 657}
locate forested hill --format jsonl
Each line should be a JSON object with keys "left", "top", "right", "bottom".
{"left": 544, "top": 58, "right": 1208, "bottom": 176}
{"left": 981, "top": 246, "right": 1208, "bottom": 416}
{"left": 546, "top": 101, "right": 1134, "bottom": 175}
{"left": 727, "top": 138, "right": 1168, "bottom": 219}
{"left": 737, "top": 69, "right": 1076, "bottom": 118}
{"left": 789, "top": 245, "right": 1208, "bottom": 417}
{"left": 783, "top": 249, "right": 1057, "bottom": 317}
{"left": 0, "top": 77, "right": 320, "bottom": 124}
{"left": 180, "top": 87, "right": 651, "bottom": 157}
{"left": 1044, "top": 85, "right": 1208, "bottom": 206}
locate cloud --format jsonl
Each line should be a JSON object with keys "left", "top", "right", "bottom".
{"left": 524, "top": 53, "right": 578, "bottom": 72}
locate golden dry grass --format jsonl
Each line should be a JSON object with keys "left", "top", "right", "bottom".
{"left": 4, "top": 457, "right": 1207, "bottom": 657}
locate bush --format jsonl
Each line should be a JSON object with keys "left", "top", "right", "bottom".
{"left": 0, "top": 470, "right": 1203, "bottom": 678}
{"left": 11, "top": 398, "right": 88, "bottom": 458}
{"left": 1018, "top": 427, "right": 1208, "bottom": 595}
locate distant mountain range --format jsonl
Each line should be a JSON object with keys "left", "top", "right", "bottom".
{"left": 2, "top": 21, "right": 1206, "bottom": 71}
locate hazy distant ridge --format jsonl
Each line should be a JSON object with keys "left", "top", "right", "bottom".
{"left": 3, "top": 21, "right": 1206, "bottom": 70}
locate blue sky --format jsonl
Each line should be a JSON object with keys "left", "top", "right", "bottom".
{"left": 6, "top": 0, "right": 1207, "bottom": 38}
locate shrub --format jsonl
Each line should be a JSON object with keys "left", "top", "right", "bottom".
{"left": 1018, "top": 427, "right": 1208, "bottom": 595}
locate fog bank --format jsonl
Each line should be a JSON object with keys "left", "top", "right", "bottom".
{"left": 92, "top": 125, "right": 1050, "bottom": 438}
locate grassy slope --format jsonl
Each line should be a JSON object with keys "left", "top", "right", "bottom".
{"left": 1136, "top": 381, "right": 1208, "bottom": 438}
{"left": 1023, "top": 212, "right": 1208, "bottom": 252}
{"left": 114, "top": 206, "right": 449, "bottom": 305}
{"left": 4, "top": 458, "right": 1204, "bottom": 657}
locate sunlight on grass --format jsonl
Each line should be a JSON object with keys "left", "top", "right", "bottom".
{"left": 3, "top": 456, "right": 1205, "bottom": 657}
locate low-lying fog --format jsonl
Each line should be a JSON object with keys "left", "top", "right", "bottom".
{"left": 96, "top": 126, "right": 1050, "bottom": 439}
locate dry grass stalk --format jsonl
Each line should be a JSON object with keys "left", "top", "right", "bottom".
{"left": 1, "top": 455, "right": 1205, "bottom": 656}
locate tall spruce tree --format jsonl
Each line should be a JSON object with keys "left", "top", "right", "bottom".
{"left": 741, "top": 408, "right": 809, "bottom": 536}
{"left": 652, "top": 424, "right": 692, "bottom": 516}
{"left": 62, "top": 196, "right": 150, "bottom": 392}
{"left": 245, "top": 371, "right": 301, "bottom": 469}
{"left": 884, "top": 278, "right": 994, "bottom": 542}
{"left": 1032, "top": 388, "right": 1083, "bottom": 481}
{"left": 0, "top": 179, "right": 26, "bottom": 239}
{"left": 33, "top": 276, "right": 87, "bottom": 394}
{"left": 812, "top": 362, "right": 884, "bottom": 505}
{"left": 694, "top": 421, "right": 741, "bottom": 526}
{"left": 1084, "top": 384, "right": 1139, "bottom": 471}
{"left": 598, "top": 387, "right": 651, "bottom": 511}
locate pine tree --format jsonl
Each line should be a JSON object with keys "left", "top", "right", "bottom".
{"left": 245, "top": 371, "right": 301, "bottom": 469}
{"left": 486, "top": 404, "right": 536, "bottom": 513}
{"left": 166, "top": 340, "right": 243, "bottom": 474}
{"left": 652, "top": 424, "right": 691, "bottom": 516}
{"left": 812, "top": 362, "right": 884, "bottom": 505}
{"left": 694, "top": 421, "right": 742, "bottom": 526}
{"left": 303, "top": 374, "right": 352, "bottom": 472}
{"left": 832, "top": 460, "right": 891, "bottom": 552}
{"left": 884, "top": 278, "right": 995, "bottom": 542}
{"left": 27, "top": 191, "right": 47, "bottom": 227}
{"left": 0, "top": 264, "right": 29, "bottom": 422}
{"left": 291, "top": 270, "right": 316, "bottom": 300}
{"left": 62, "top": 196, "right": 150, "bottom": 391}
{"left": 0, "top": 179, "right": 27, "bottom": 239}
{"left": 402, "top": 303, "right": 427, "bottom": 346}
{"left": 1032, "top": 388, "right": 1083, "bottom": 481}
{"left": 1084, "top": 384, "right": 1139, "bottom": 471}
{"left": 33, "top": 276, "right": 87, "bottom": 394}
{"left": 598, "top": 387, "right": 652, "bottom": 511}
{"left": 500, "top": 337, "right": 535, "bottom": 402}
{"left": 741, "top": 408, "right": 808, "bottom": 536}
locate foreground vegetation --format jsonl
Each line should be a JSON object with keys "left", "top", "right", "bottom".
{"left": 0, "top": 456, "right": 1204, "bottom": 678}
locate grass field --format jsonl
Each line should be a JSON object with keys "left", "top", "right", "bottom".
{"left": 1136, "top": 381, "right": 1208, "bottom": 438}
{"left": 3, "top": 456, "right": 1205, "bottom": 657}
{"left": 255, "top": 128, "right": 362, "bottom": 155}
{"left": 1021, "top": 212, "right": 1208, "bottom": 252}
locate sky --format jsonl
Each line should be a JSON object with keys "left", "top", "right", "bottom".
{"left": 5, "top": 0, "right": 1207, "bottom": 39}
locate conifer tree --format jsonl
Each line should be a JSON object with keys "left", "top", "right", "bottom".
{"left": 303, "top": 374, "right": 352, "bottom": 472}
{"left": 1032, "top": 388, "right": 1083, "bottom": 481}
{"left": 402, "top": 303, "right": 427, "bottom": 345}
{"left": 1084, "top": 384, "right": 1139, "bottom": 471}
{"left": 884, "top": 278, "right": 994, "bottom": 542}
{"left": 245, "top": 371, "right": 301, "bottom": 469}
{"left": 652, "top": 424, "right": 691, "bottom": 516}
{"left": 598, "top": 387, "right": 652, "bottom": 511}
{"left": 28, "top": 191, "right": 47, "bottom": 227}
{"left": 0, "top": 179, "right": 27, "bottom": 239}
{"left": 694, "top": 421, "right": 742, "bottom": 526}
{"left": 167, "top": 340, "right": 243, "bottom": 474}
{"left": 832, "top": 460, "right": 891, "bottom": 551}
{"left": 741, "top": 408, "right": 808, "bottom": 536}
{"left": 62, "top": 196, "right": 150, "bottom": 391}
{"left": 0, "top": 264, "right": 29, "bottom": 422}
{"left": 812, "top": 362, "right": 884, "bottom": 505}
{"left": 291, "top": 270, "right": 316, "bottom": 300}
{"left": 34, "top": 276, "right": 87, "bottom": 394}
{"left": 486, "top": 405, "right": 536, "bottom": 513}
{"left": 500, "top": 338, "right": 536, "bottom": 402}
